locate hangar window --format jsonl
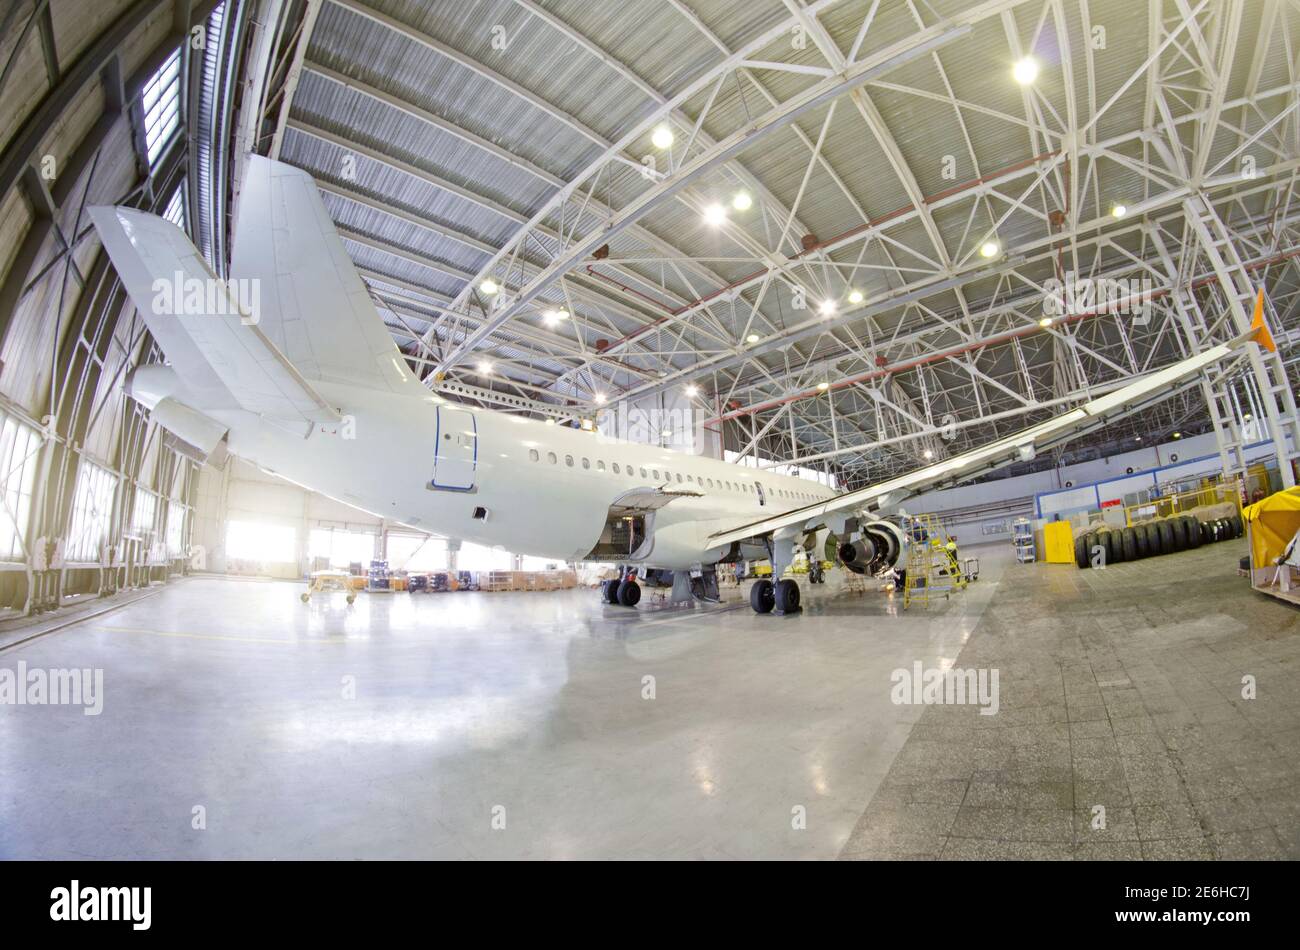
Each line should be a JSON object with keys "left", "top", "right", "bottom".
{"left": 65, "top": 460, "right": 117, "bottom": 562}
{"left": 141, "top": 47, "right": 182, "bottom": 167}
{"left": 165, "top": 501, "right": 186, "bottom": 558}
{"left": 131, "top": 488, "right": 157, "bottom": 537}
{"left": 547, "top": 452, "right": 557, "bottom": 465}
{"left": 0, "top": 414, "right": 41, "bottom": 560}
{"left": 528, "top": 449, "right": 539, "bottom": 462}
{"left": 162, "top": 186, "right": 185, "bottom": 229}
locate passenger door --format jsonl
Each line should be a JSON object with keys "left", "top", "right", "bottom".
{"left": 431, "top": 406, "right": 477, "bottom": 490}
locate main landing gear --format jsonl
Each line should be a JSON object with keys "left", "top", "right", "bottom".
{"left": 602, "top": 571, "right": 640, "bottom": 607}
{"left": 749, "top": 578, "right": 800, "bottom": 614}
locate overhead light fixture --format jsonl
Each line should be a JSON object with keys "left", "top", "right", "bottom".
{"left": 848, "top": 289, "right": 864, "bottom": 304}
{"left": 980, "top": 240, "right": 1000, "bottom": 259}
{"left": 746, "top": 333, "right": 760, "bottom": 344}
{"left": 477, "top": 360, "right": 492, "bottom": 374}
{"left": 923, "top": 449, "right": 934, "bottom": 460}
{"left": 816, "top": 382, "right": 830, "bottom": 391}
{"left": 651, "top": 125, "right": 674, "bottom": 149}
{"left": 1111, "top": 204, "right": 1128, "bottom": 219}
{"left": 1135, "top": 435, "right": 1143, "bottom": 441}
{"left": 731, "top": 190, "right": 753, "bottom": 211}
{"left": 594, "top": 393, "right": 607, "bottom": 405}
{"left": 1039, "top": 316, "right": 1053, "bottom": 328}
{"left": 819, "top": 300, "right": 837, "bottom": 316}
{"left": 684, "top": 383, "right": 700, "bottom": 398}
{"left": 660, "top": 428, "right": 672, "bottom": 438}
{"left": 1172, "top": 431, "right": 1182, "bottom": 439}
{"left": 479, "top": 278, "right": 499, "bottom": 295}
{"left": 1012, "top": 56, "right": 1039, "bottom": 86}
{"left": 657, "top": 370, "right": 669, "bottom": 378}
{"left": 703, "top": 203, "right": 727, "bottom": 227}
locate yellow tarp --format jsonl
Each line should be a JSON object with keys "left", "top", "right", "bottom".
{"left": 1242, "top": 487, "right": 1300, "bottom": 569}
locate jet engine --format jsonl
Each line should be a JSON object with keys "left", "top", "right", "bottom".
{"left": 829, "top": 519, "right": 906, "bottom": 575}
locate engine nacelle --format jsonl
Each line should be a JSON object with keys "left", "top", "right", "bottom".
{"left": 832, "top": 520, "right": 906, "bottom": 575}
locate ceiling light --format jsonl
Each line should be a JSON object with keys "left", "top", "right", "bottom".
{"left": 477, "top": 360, "right": 492, "bottom": 374}
{"left": 1012, "top": 56, "right": 1039, "bottom": 86}
{"left": 1111, "top": 204, "right": 1128, "bottom": 219}
{"left": 1172, "top": 431, "right": 1182, "bottom": 439}
{"left": 1039, "top": 316, "right": 1053, "bottom": 328}
{"left": 980, "top": 240, "right": 1000, "bottom": 259}
{"left": 479, "top": 278, "right": 499, "bottom": 295}
{"left": 651, "top": 125, "right": 674, "bottom": 149}
{"left": 816, "top": 382, "right": 830, "bottom": 391}
{"left": 594, "top": 393, "right": 607, "bottom": 405}
{"left": 848, "top": 289, "right": 864, "bottom": 304}
{"left": 731, "top": 190, "right": 753, "bottom": 211}
{"left": 660, "top": 429, "right": 672, "bottom": 438}
{"left": 746, "top": 333, "right": 760, "bottom": 344}
{"left": 703, "top": 203, "right": 727, "bottom": 227}
{"left": 684, "top": 384, "right": 700, "bottom": 398}
{"left": 819, "top": 300, "right": 836, "bottom": 316}
{"left": 923, "top": 449, "right": 934, "bottom": 460}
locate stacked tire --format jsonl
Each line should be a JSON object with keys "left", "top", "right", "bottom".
{"left": 1073, "top": 513, "right": 1242, "bottom": 569}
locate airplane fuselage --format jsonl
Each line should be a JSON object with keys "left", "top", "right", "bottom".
{"left": 205, "top": 380, "right": 835, "bottom": 570}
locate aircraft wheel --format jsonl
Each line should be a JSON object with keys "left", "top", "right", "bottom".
{"left": 774, "top": 579, "right": 801, "bottom": 613}
{"left": 617, "top": 580, "right": 641, "bottom": 607}
{"left": 602, "top": 579, "right": 620, "bottom": 603}
{"left": 1229, "top": 514, "right": 1243, "bottom": 539}
{"left": 750, "top": 579, "right": 775, "bottom": 614}
{"left": 301, "top": 592, "right": 310, "bottom": 603}
{"left": 1103, "top": 531, "right": 1120, "bottom": 564}
{"left": 1074, "top": 533, "right": 1090, "bottom": 569}
{"left": 1182, "top": 516, "right": 1202, "bottom": 548}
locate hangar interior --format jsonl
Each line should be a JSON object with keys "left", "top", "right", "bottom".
{"left": 1, "top": 0, "right": 1299, "bottom": 860}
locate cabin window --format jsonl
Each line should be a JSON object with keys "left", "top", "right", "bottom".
{"left": 640, "top": 467, "right": 647, "bottom": 478}
{"left": 566, "top": 455, "right": 574, "bottom": 467}
{"left": 547, "top": 452, "right": 557, "bottom": 464}
{"left": 653, "top": 469, "right": 660, "bottom": 480}
{"left": 612, "top": 463, "right": 619, "bottom": 474}
{"left": 582, "top": 458, "right": 590, "bottom": 470}
{"left": 529, "top": 449, "right": 539, "bottom": 462}
{"left": 597, "top": 460, "right": 605, "bottom": 472}
{"left": 675, "top": 473, "right": 682, "bottom": 483}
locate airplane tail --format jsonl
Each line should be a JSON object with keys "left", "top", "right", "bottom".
{"left": 229, "top": 156, "right": 424, "bottom": 395}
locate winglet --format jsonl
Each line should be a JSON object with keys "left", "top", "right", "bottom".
{"left": 1250, "top": 289, "right": 1277, "bottom": 353}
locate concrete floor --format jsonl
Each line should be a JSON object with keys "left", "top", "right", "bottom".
{"left": 1, "top": 537, "right": 1295, "bottom": 859}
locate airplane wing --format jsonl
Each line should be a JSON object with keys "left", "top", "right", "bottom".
{"left": 89, "top": 205, "right": 341, "bottom": 427}
{"left": 230, "top": 155, "right": 422, "bottom": 395}
{"left": 708, "top": 301, "right": 1275, "bottom": 549}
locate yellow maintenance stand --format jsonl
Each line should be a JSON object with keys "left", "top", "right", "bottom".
{"left": 903, "top": 513, "right": 968, "bottom": 608}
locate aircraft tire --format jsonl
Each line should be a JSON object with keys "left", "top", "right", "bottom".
{"left": 1169, "top": 517, "right": 1187, "bottom": 551}
{"left": 1103, "top": 531, "right": 1120, "bottom": 564}
{"left": 1229, "top": 514, "right": 1243, "bottom": 539}
{"left": 750, "top": 579, "right": 775, "bottom": 614}
{"left": 774, "top": 579, "right": 801, "bottom": 613}
{"left": 1157, "top": 520, "right": 1175, "bottom": 554}
{"left": 617, "top": 580, "right": 641, "bottom": 607}
{"left": 1074, "top": 534, "right": 1090, "bottom": 568}
{"left": 1182, "top": 516, "right": 1202, "bottom": 548}
{"left": 602, "top": 579, "right": 620, "bottom": 603}
{"left": 1120, "top": 528, "right": 1137, "bottom": 562}
{"left": 1133, "top": 524, "right": 1151, "bottom": 558}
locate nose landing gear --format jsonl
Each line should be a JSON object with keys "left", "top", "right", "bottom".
{"left": 602, "top": 569, "right": 641, "bottom": 608}
{"left": 749, "top": 577, "right": 801, "bottom": 614}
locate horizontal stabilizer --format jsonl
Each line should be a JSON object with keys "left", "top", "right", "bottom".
{"left": 89, "top": 206, "right": 340, "bottom": 426}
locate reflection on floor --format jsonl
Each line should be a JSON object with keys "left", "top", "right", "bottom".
{"left": 0, "top": 555, "right": 1000, "bottom": 859}
{"left": 840, "top": 536, "right": 1300, "bottom": 860}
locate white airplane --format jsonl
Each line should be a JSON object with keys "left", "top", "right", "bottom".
{"left": 90, "top": 157, "right": 1277, "bottom": 615}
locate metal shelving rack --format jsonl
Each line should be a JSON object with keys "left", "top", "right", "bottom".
{"left": 1012, "top": 519, "right": 1036, "bottom": 563}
